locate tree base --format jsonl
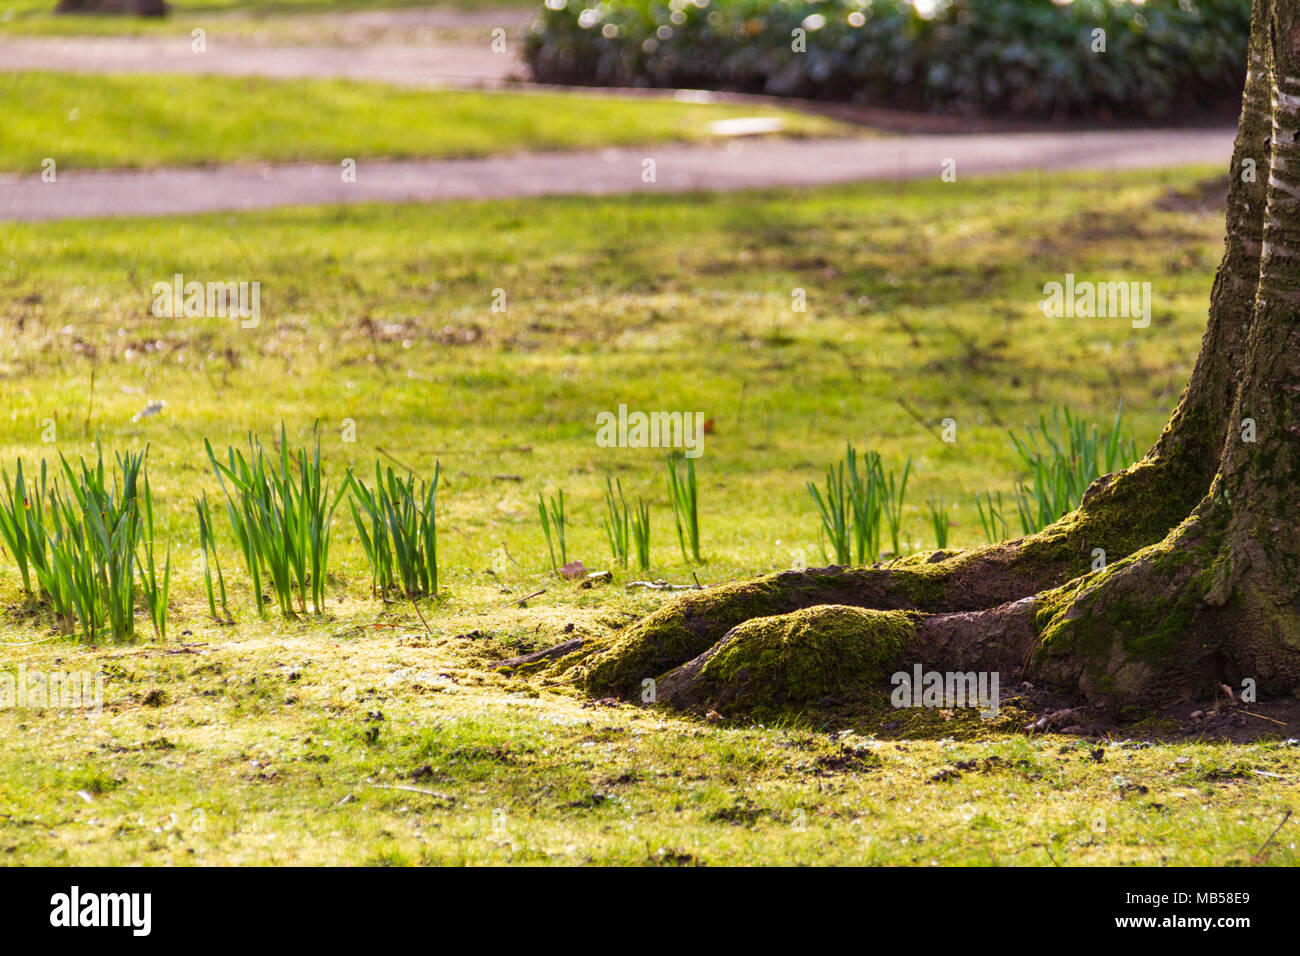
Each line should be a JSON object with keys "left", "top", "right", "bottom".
{"left": 519, "top": 479, "right": 1299, "bottom": 723}
{"left": 55, "top": 0, "right": 168, "bottom": 16}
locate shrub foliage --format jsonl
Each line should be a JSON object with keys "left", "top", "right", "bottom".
{"left": 525, "top": 0, "right": 1249, "bottom": 119}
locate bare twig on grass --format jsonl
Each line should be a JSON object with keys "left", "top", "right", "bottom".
{"left": 410, "top": 596, "right": 435, "bottom": 638}
{"left": 362, "top": 782, "right": 454, "bottom": 800}
{"left": 499, "top": 588, "right": 546, "bottom": 607}
{"left": 374, "top": 445, "right": 420, "bottom": 476}
{"left": 1251, "top": 810, "right": 1291, "bottom": 864}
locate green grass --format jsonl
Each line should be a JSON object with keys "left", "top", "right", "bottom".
{"left": 1007, "top": 403, "right": 1140, "bottom": 534}
{"left": 206, "top": 426, "right": 346, "bottom": 618}
{"left": 2, "top": 631, "right": 1296, "bottom": 865}
{"left": 665, "top": 455, "right": 699, "bottom": 564}
{"left": 0, "top": 71, "right": 849, "bottom": 174}
{"left": 2, "top": 447, "right": 170, "bottom": 642}
{"left": 600, "top": 476, "right": 630, "bottom": 569}
{"left": 0, "top": 166, "right": 1228, "bottom": 588}
{"left": 537, "top": 489, "right": 566, "bottom": 571}
{"left": 3, "top": 0, "right": 529, "bottom": 13}
{"left": 1, "top": 166, "right": 1292, "bottom": 865}
{"left": 348, "top": 461, "right": 441, "bottom": 598}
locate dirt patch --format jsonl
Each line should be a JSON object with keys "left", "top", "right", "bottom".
{"left": 1155, "top": 176, "right": 1229, "bottom": 214}
{"left": 656, "top": 678, "right": 1299, "bottom": 745}
{"left": 1000, "top": 683, "right": 1300, "bottom": 744}
{"left": 812, "top": 742, "right": 882, "bottom": 774}
{"left": 707, "top": 798, "right": 767, "bottom": 825}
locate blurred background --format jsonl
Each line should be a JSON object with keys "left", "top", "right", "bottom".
{"left": 3, "top": 0, "right": 1250, "bottom": 124}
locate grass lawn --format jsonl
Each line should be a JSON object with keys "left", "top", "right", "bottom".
{"left": 0, "top": 71, "right": 851, "bottom": 173}
{"left": 0, "top": 0, "right": 539, "bottom": 37}
{"left": 1, "top": 167, "right": 1296, "bottom": 865}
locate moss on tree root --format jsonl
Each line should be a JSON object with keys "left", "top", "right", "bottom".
{"left": 1031, "top": 526, "right": 1220, "bottom": 708}
{"left": 655, "top": 606, "right": 915, "bottom": 712}
{"left": 578, "top": 575, "right": 805, "bottom": 697}
{"left": 575, "top": 454, "right": 1206, "bottom": 701}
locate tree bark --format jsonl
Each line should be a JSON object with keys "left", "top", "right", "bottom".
{"left": 55, "top": 0, "right": 167, "bottom": 17}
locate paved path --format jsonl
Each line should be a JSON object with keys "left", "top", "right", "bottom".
{"left": 0, "top": 33, "right": 525, "bottom": 87}
{"left": 0, "top": 7, "right": 537, "bottom": 86}
{"left": 1, "top": 128, "right": 1234, "bottom": 222}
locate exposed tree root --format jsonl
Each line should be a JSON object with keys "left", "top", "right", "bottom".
{"left": 571, "top": 453, "right": 1210, "bottom": 700}
{"left": 567, "top": 487, "right": 1299, "bottom": 719}
{"left": 516, "top": 0, "right": 1300, "bottom": 722}
{"left": 651, "top": 599, "right": 1041, "bottom": 713}
{"left": 550, "top": 468, "right": 1297, "bottom": 715}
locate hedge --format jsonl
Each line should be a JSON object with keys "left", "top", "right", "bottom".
{"left": 524, "top": 0, "right": 1251, "bottom": 120}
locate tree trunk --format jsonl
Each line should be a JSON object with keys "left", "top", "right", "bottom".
{"left": 55, "top": 0, "right": 167, "bottom": 17}
{"left": 527, "top": 0, "right": 1300, "bottom": 718}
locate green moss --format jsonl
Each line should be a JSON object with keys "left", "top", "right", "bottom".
{"left": 1032, "top": 511, "right": 1228, "bottom": 706}
{"left": 1011, "top": 455, "right": 1211, "bottom": 585}
{"left": 579, "top": 576, "right": 795, "bottom": 696}
{"left": 581, "top": 450, "right": 1217, "bottom": 707}
{"left": 890, "top": 562, "right": 952, "bottom": 606}
{"left": 699, "top": 606, "right": 915, "bottom": 706}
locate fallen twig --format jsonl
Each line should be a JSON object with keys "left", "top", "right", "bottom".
{"left": 1251, "top": 809, "right": 1291, "bottom": 864}
{"left": 499, "top": 542, "right": 523, "bottom": 570}
{"left": 374, "top": 445, "right": 421, "bottom": 476}
{"left": 490, "top": 636, "right": 587, "bottom": 671}
{"left": 499, "top": 588, "right": 546, "bottom": 607}
{"left": 410, "top": 596, "right": 435, "bottom": 638}
{"left": 0, "top": 635, "right": 63, "bottom": 647}
{"left": 362, "top": 782, "right": 454, "bottom": 800}
{"left": 627, "top": 580, "right": 702, "bottom": 592}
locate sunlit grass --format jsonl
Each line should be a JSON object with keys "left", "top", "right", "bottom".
{"left": 0, "top": 630, "right": 1294, "bottom": 865}
{"left": 0, "top": 168, "right": 1226, "bottom": 590}
{"left": 0, "top": 70, "right": 850, "bottom": 173}
{"left": 1, "top": 166, "right": 1283, "bottom": 866}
